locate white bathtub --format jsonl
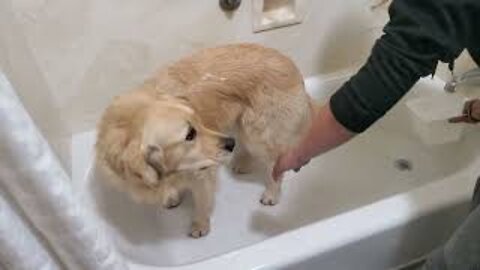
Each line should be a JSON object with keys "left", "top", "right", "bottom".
{"left": 72, "top": 74, "right": 480, "bottom": 270}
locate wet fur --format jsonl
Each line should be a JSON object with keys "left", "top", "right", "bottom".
{"left": 96, "top": 43, "right": 315, "bottom": 237}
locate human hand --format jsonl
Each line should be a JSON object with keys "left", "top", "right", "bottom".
{"left": 272, "top": 103, "right": 356, "bottom": 181}
{"left": 272, "top": 147, "right": 310, "bottom": 181}
{"left": 448, "top": 99, "right": 480, "bottom": 124}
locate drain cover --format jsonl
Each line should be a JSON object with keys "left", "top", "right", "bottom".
{"left": 394, "top": 159, "right": 413, "bottom": 172}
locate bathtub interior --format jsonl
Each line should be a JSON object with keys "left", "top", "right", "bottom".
{"left": 72, "top": 76, "right": 479, "bottom": 267}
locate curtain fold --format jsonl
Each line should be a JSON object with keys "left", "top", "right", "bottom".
{"left": 0, "top": 72, "right": 127, "bottom": 270}
{"left": 0, "top": 188, "right": 62, "bottom": 270}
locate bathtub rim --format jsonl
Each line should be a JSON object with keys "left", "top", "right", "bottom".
{"left": 125, "top": 75, "right": 476, "bottom": 269}
{"left": 127, "top": 169, "right": 475, "bottom": 270}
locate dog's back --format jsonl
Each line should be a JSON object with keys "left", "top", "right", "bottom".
{"left": 160, "top": 43, "right": 313, "bottom": 205}
{"left": 96, "top": 44, "right": 314, "bottom": 230}
{"left": 143, "top": 44, "right": 311, "bottom": 153}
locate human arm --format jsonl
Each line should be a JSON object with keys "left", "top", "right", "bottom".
{"left": 274, "top": 0, "right": 480, "bottom": 179}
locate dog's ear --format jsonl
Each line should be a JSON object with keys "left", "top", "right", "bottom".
{"left": 144, "top": 145, "right": 165, "bottom": 180}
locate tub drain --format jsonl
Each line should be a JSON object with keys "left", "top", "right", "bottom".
{"left": 394, "top": 158, "right": 413, "bottom": 172}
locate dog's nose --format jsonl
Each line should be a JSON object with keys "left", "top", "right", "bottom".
{"left": 222, "top": 137, "right": 236, "bottom": 152}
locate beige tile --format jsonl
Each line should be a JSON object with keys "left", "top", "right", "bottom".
{"left": 4, "top": 0, "right": 389, "bottom": 134}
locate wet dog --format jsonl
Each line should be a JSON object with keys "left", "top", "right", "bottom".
{"left": 96, "top": 44, "right": 315, "bottom": 237}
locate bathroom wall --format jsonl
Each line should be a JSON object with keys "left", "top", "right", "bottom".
{"left": 5, "top": 0, "right": 391, "bottom": 135}
{"left": 436, "top": 51, "right": 478, "bottom": 82}
{"left": 0, "top": 0, "right": 71, "bottom": 172}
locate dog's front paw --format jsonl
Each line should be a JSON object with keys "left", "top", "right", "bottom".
{"left": 232, "top": 164, "right": 250, "bottom": 174}
{"left": 231, "top": 157, "right": 253, "bottom": 174}
{"left": 143, "top": 167, "right": 161, "bottom": 187}
{"left": 232, "top": 159, "right": 252, "bottom": 174}
{"left": 163, "top": 195, "right": 182, "bottom": 209}
{"left": 260, "top": 190, "right": 280, "bottom": 206}
{"left": 162, "top": 189, "right": 182, "bottom": 209}
{"left": 189, "top": 221, "right": 210, "bottom": 238}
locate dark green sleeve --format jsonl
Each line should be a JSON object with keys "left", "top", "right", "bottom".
{"left": 330, "top": 0, "right": 480, "bottom": 133}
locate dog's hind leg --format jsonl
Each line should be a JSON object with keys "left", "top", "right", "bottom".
{"left": 236, "top": 126, "right": 284, "bottom": 206}
{"left": 260, "top": 162, "right": 282, "bottom": 206}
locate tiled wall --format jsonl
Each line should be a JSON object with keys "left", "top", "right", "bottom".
{"left": 2, "top": 0, "right": 477, "bottom": 171}
{"left": 5, "top": 0, "right": 391, "bottom": 135}
{"left": 0, "top": 0, "right": 71, "bottom": 171}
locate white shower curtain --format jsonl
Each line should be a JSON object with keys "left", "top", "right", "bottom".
{"left": 0, "top": 188, "right": 62, "bottom": 270}
{"left": 0, "top": 72, "right": 127, "bottom": 270}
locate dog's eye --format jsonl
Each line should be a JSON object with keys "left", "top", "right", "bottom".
{"left": 185, "top": 126, "right": 197, "bottom": 141}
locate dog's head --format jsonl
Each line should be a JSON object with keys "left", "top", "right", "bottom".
{"left": 141, "top": 98, "right": 235, "bottom": 181}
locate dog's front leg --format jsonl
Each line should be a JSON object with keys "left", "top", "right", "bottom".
{"left": 162, "top": 185, "right": 182, "bottom": 209}
{"left": 189, "top": 168, "right": 216, "bottom": 238}
{"left": 231, "top": 143, "right": 254, "bottom": 174}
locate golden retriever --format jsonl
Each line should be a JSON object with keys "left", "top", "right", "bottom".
{"left": 95, "top": 43, "right": 315, "bottom": 238}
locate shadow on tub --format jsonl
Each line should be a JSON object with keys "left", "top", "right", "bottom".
{"left": 248, "top": 126, "right": 478, "bottom": 238}
{"left": 88, "top": 163, "right": 194, "bottom": 245}
{"left": 85, "top": 126, "right": 478, "bottom": 266}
